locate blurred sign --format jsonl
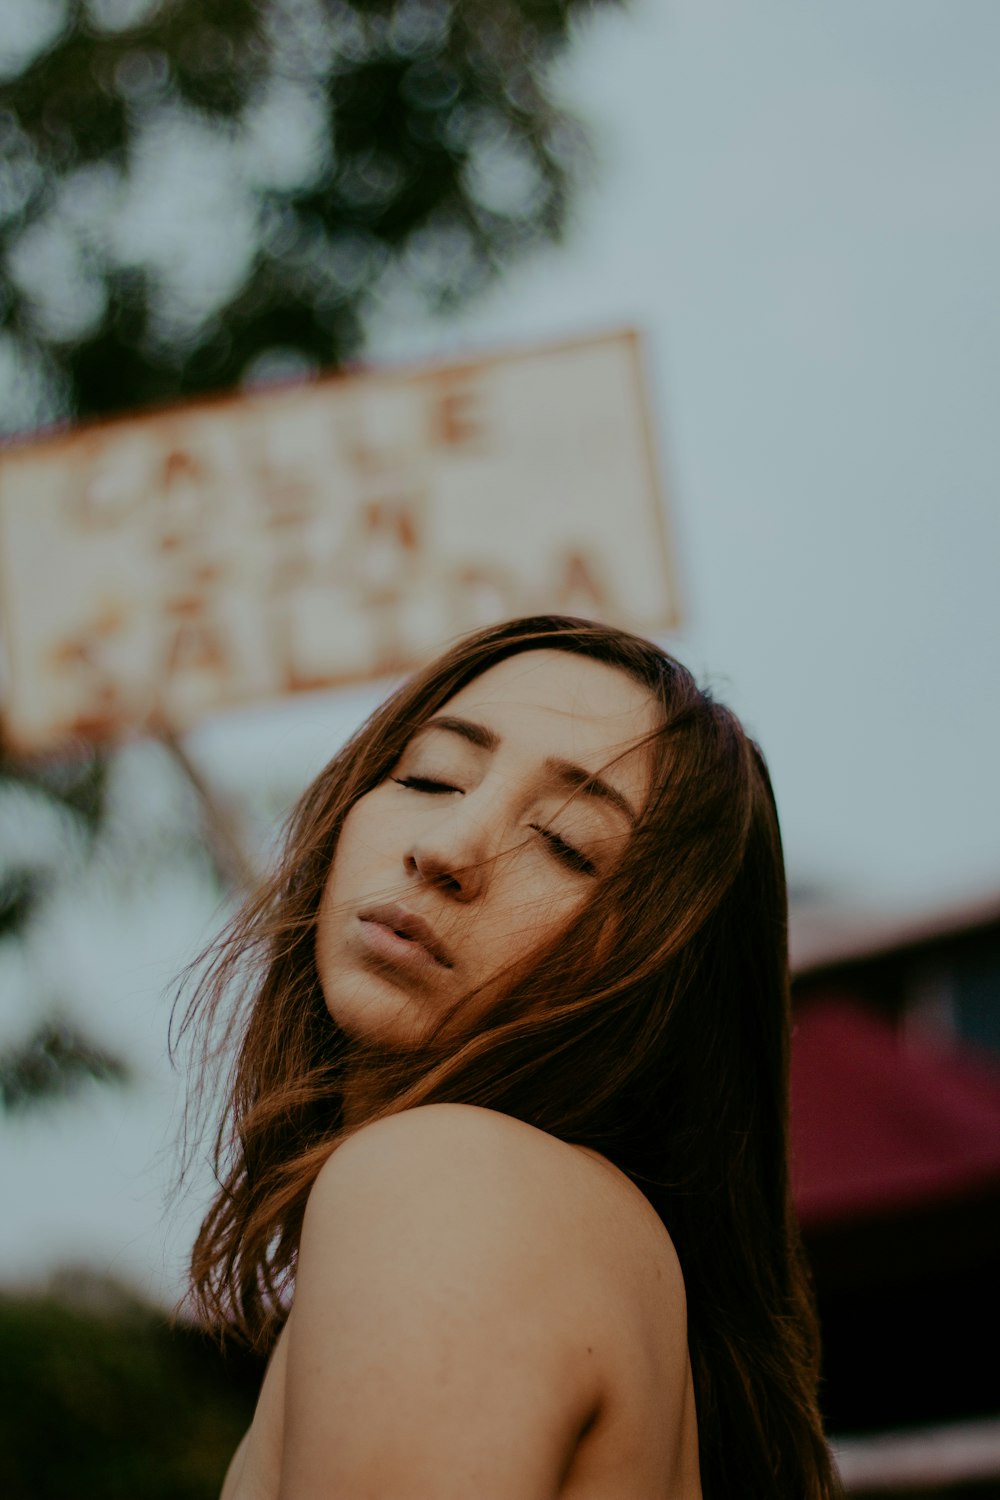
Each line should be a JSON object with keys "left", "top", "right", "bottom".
{"left": 0, "top": 329, "right": 679, "bottom": 751}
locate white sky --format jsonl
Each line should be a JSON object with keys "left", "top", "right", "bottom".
{"left": 3, "top": 0, "right": 999, "bottom": 1302}
{"left": 362, "top": 0, "right": 1000, "bottom": 918}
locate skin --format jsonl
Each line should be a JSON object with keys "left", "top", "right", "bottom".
{"left": 222, "top": 1106, "right": 702, "bottom": 1500}
{"left": 316, "top": 649, "right": 659, "bottom": 1048}
{"left": 222, "top": 652, "right": 703, "bottom": 1499}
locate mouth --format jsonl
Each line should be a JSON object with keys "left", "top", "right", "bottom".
{"left": 357, "top": 903, "right": 454, "bottom": 969}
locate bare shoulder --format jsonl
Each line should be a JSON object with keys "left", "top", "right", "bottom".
{"left": 280, "top": 1106, "right": 693, "bottom": 1499}
{"left": 314, "top": 1098, "right": 577, "bottom": 1181}
{"left": 306, "top": 1102, "right": 686, "bottom": 1324}
{"left": 304, "top": 1103, "right": 599, "bottom": 1274}
{"left": 312, "top": 1100, "right": 581, "bottom": 1183}
{"left": 312, "top": 1104, "right": 658, "bottom": 1236}
{"left": 282, "top": 1105, "right": 620, "bottom": 1498}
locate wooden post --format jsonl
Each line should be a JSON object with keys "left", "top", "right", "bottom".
{"left": 158, "top": 729, "right": 260, "bottom": 897}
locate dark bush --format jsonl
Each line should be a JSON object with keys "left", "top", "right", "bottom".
{"left": 0, "top": 1276, "right": 260, "bottom": 1500}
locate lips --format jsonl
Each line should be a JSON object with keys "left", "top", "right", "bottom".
{"left": 358, "top": 903, "right": 454, "bottom": 968}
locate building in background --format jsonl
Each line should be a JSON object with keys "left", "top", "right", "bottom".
{"left": 789, "top": 896, "right": 1000, "bottom": 1492}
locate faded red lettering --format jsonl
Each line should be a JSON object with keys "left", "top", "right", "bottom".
{"left": 430, "top": 380, "right": 483, "bottom": 449}
{"left": 552, "top": 549, "right": 610, "bottom": 616}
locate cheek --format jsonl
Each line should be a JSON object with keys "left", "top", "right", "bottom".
{"left": 315, "top": 812, "right": 369, "bottom": 966}
{"left": 476, "top": 874, "right": 585, "bottom": 969}
{"left": 323, "top": 799, "right": 382, "bottom": 900}
{"left": 315, "top": 859, "right": 343, "bottom": 985}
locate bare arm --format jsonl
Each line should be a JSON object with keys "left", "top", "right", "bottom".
{"left": 278, "top": 1105, "right": 607, "bottom": 1500}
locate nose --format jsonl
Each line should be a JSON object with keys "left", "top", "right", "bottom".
{"left": 403, "top": 804, "right": 499, "bottom": 903}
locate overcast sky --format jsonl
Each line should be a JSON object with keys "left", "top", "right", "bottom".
{"left": 355, "top": 0, "right": 1000, "bottom": 919}
{"left": 4, "top": 0, "right": 999, "bottom": 1301}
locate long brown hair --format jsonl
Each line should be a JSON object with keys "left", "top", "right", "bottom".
{"left": 179, "top": 615, "right": 841, "bottom": 1499}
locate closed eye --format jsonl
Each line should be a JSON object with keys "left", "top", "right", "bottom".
{"left": 530, "top": 824, "right": 597, "bottom": 877}
{"left": 391, "top": 775, "right": 461, "bottom": 794}
{"left": 391, "top": 778, "right": 595, "bottom": 874}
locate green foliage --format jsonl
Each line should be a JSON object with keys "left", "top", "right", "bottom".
{"left": 0, "top": 1019, "right": 130, "bottom": 1111}
{"left": 0, "top": 867, "right": 48, "bottom": 938}
{"left": 0, "top": 0, "right": 619, "bottom": 433}
{"left": 0, "top": 1279, "right": 258, "bottom": 1499}
{"left": 0, "top": 743, "right": 111, "bottom": 845}
{"left": 0, "top": 740, "right": 125, "bottom": 1111}
{"left": 0, "top": 738, "right": 129, "bottom": 1108}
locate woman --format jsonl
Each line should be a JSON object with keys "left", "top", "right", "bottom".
{"left": 184, "top": 615, "right": 842, "bottom": 1499}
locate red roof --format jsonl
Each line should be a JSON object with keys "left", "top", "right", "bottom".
{"left": 790, "top": 999, "right": 1000, "bottom": 1228}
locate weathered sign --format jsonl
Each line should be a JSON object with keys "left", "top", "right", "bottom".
{"left": 0, "top": 329, "right": 678, "bottom": 750}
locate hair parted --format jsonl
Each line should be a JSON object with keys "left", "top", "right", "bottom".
{"left": 177, "top": 614, "right": 842, "bottom": 1500}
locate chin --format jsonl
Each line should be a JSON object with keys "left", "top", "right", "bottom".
{"left": 322, "top": 972, "right": 430, "bottom": 1050}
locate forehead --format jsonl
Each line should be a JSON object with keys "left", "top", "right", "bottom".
{"left": 437, "top": 649, "right": 658, "bottom": 767}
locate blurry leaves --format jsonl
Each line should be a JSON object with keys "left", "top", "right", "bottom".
{"left": 0, "top": 868, "right": 49, "bottom": 938}
{"left": 0, "top": 0, "right": 620, "bottom": 433}
{"left": 0, "top": 742, "right": 120, "bottom": 1113}
{"left": 0, "top": 1277, "right": 258, "bottom": 1498}
{"left": 0, "top": 735, "right": 236, "bottom": 1118}
{"left": 0, "top": 1018, "right": 129, "bottom": 1112}
{"left": 0, "top": 741, "right": 110, "bottom": 844}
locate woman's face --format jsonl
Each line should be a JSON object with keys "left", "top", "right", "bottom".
{"left": 316, "top": 649, "right": 658, "bottom": 1046}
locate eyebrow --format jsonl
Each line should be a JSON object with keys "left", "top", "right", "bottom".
{"left": 418, "top": 714, "right": 639, "bottom": 826}
{"left": 423, "top": 714, "right": 499, "bottom": 752}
